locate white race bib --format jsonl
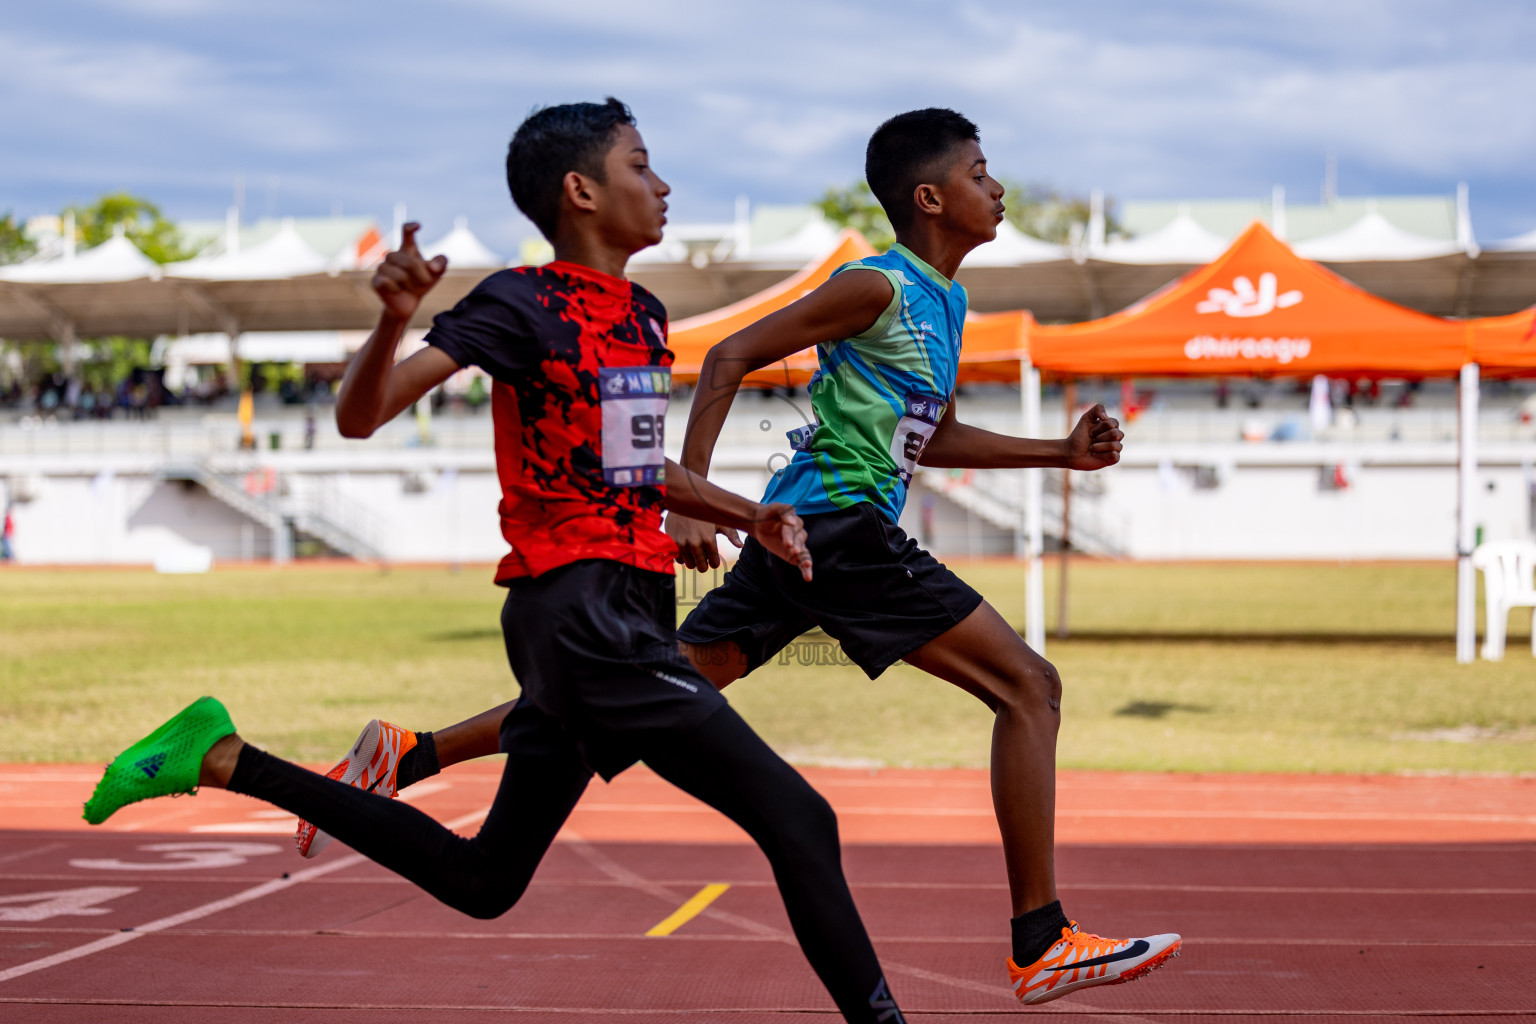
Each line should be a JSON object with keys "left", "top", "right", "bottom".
{"left": 599, "top": 367, "right": 670, "bottom": 487}
{"left": 889, "top": 392, "right": 946, "bottom": 485}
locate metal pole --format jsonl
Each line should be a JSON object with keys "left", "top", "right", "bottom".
{"left": 1021, "top": 358, "right": 1045, "bottom": 654}
{"left": 1057, "top": 379, "right": 1076, "bottom": 639}
{"left": 1456, "top": 362, "right": 1479, "bottom": 663}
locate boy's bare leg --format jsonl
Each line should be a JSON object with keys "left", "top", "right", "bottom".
{"left": 901, "top": 601, "right": 1060, "bottom": 917}
{"left": 433, "top": 702, "right": 518, "bottom": 765}
{"left": 199, "top": 734, "right": 245, "bottom": 788}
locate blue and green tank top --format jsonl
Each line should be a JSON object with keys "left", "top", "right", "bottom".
{"left": 761, "top": 243, "right": 966, "bottom": 521}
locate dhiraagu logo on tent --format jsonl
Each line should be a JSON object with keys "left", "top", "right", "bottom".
{"left": 1184, "top": 334, "right": 1312, "bottom": 363}
{"left": 1196, "top": 273, "right": 1302, "bottom": 318}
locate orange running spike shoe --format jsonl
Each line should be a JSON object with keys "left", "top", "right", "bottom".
{"left": 1007, "top": 922, "right": 1181, "bottom": 1005}
{"left": 294, "top": 719, "right": 418, "bottom": 859}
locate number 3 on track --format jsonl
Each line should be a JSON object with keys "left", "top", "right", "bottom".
{"left": 0, "top": 886, "right": 139, "bottom": 922}
{"left": 69, "top": 841, "right": 281, "bottom": 872}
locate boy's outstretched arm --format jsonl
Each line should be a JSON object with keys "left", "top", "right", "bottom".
{"left": 919, "top": 400, "right": 1124, "bottom": 471}
{"left": 669, "top": 269, "right": 893, "bottom": 569}
{"left": 664, "top": 459, "right": 813, "bottom": 581}
{"left": 680, "top": 270, "right": 892, "bottom": 472}
{"left": 336, "top": 223, "right": 459, "bottom": 438}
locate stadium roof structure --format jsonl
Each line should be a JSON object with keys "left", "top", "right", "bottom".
{"left": 0, "top": 214, "right": 497, "bottom": 344}
{"left": 629, "top": 191, "right": 1533, "bottom": 321}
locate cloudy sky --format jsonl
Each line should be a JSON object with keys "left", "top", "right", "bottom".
{"left": 6, "top": 0, "right": 1534, "bottom": 253}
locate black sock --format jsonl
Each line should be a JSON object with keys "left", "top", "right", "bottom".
{"left": 395, "top": 731, "right": 440, "bottom": 790}
{"left": 1011, "top": 900, "right": 1071, "bottom": 964}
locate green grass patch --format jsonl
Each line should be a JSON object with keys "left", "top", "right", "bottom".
{"left": 1, "top": 563, "right": 1531, "bottom": 774}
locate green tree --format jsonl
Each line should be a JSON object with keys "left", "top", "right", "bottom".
{"left": 64, "top": 193, "right": 192, "bottom": 264}
{"left": 78, "top": 338, "right": 155, "bottom": 391}
{"left": 0, "top": 212, "right": 36, "bottom": 265}
{"left": 816, "top": 181, "right": 894, "bottom": 250}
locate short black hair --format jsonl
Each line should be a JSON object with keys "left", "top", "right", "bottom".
{"left": 865, "top": 108, "right": 981, "bottom": 232}
{"left": 506, "top": 97, "right": 636, "bottom": 241}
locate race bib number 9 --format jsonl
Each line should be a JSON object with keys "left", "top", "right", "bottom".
{"left": 889, "top": 393, "right": 946, "bottom": 485}
{"left": 599, "top": 367, "right": 670, "bottom": 487}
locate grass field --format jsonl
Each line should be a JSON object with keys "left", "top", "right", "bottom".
{"left": 1, "top": 562, "right": 1532, "bottom": 774}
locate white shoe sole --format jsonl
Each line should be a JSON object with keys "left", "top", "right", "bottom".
{"left": 296, "top": 720, "right": 383, "bottom": 859}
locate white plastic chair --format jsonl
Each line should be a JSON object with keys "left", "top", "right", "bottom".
{"left": 1472, "top": 540, "right": 1536, "bottom": 660}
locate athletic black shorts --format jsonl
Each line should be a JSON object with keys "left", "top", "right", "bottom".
{"left": 498, "top": 559, "right": 727, "bottom": 780}
{"left": 677, "top": 502, "right": 984, "bottom": 680}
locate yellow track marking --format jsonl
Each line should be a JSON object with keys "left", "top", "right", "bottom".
{"left": 644, "top": 883, "right": 730, "bottom": 937}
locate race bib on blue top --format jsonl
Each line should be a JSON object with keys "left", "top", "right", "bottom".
{"left": 889, "top": 393, "right": 946, "bottom": 485}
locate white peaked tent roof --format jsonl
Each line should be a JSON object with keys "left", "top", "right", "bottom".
{"left": 1294, "top": 210, "right": 1463, "bottom": 261}
{"left": 1097, "top": 211, "right": 1228, "bottom": 265}
{"left": 628, "top": 232, "right": 690, "bottom": 265}
{"left": 744, "top": 215, "right": 841, "bottom": 263}
{"left": 965, "top": 221, "right": 1070, "bottom": 266}
{"left": 0, "top": 228, "right": 161, "bottom": 283}
{"left": 1487, "top": 225, "right": 1536, "bottom": 253}
{"left": 423, "top": 217, "right": 501, "bottom": 269}
{"left": 168, "top": 218, "right": 330, "bottom": 279}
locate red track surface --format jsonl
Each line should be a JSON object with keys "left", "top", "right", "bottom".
{"left": 2, "top": 763, "right": 1533, "bottom": 1021}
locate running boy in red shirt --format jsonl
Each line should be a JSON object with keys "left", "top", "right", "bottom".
{"left": 83, "top": 98, "right": 908, "bottom": 1024}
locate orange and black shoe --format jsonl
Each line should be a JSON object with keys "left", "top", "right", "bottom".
{"left": 1007, "top": 922, "right": 1181, "bottom": 1005}
{"left": 294, "top": 720, "right": 418, "bottom": 859}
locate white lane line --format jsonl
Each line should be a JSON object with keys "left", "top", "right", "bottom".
{"left": 573, "top": 802, "right": 1536, "bottom": 825}
{"left": 0, "top": 806, "right": 488, "bottom": 985}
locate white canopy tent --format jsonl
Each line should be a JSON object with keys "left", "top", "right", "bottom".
{"left": 422, "top": 217, "right": 502, "bottom": 269}
{"left": 965, "top": 221, "right": 1069, "bottom": 266}
{"left": 1486, "top": 226, "right": 1536, "bottom": 252}
{"left": 743, "top": 215, "right": 842, "bottom": 263}
{"left": 1295, "top": 210, "right": 1464, "bottom": 261}
{"left": 1097, "top": 210, "right": 1229, "bottom": 265}
{"left": 0, "top": 226, "right": 161, "bottom": 284}
{"left": 167, "top": 218, "right": 330, "bottom": 279}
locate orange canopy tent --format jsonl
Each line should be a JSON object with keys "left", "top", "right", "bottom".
{"left": 1027, "top": 222, "right": 1474, "bottom": 379}
{"left": 1021, "top": 220, "right": 1536, "bottom": 663}
{"left": 1471, "top": 308, "right": 1536, "bottom": 377}
{"left": 667, "top": 229, "right": 1030, "bottom": 386}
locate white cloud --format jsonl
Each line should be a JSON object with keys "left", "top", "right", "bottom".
{"left": 2, "top": 0, "right": 1533, "bottom": 245}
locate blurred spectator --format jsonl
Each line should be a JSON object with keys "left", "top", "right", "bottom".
{"left": 1, "top": 505, "right": 13, "bottom": 562}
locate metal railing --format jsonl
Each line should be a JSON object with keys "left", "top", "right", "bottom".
{"left": 158, "top": 458, "right": 385, "bottom": 562}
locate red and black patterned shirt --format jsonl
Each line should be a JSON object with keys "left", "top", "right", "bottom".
{"left": 425, "top": 261, "right": 676, "bottom": 582}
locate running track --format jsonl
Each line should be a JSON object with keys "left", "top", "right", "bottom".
{"left": 2, "top": 764, "right": 1533, "bottom": 1022}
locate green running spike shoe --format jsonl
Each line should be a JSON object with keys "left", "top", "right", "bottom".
{"left": 82, "top": 697, "right": 236, "bottom": 825}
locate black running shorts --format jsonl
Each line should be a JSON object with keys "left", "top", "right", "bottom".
{"left": 499, "top": 559, "right": 727, "bottom": 780}
{"left": 677, "top": 502, "right": 984, "bottom": 679}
